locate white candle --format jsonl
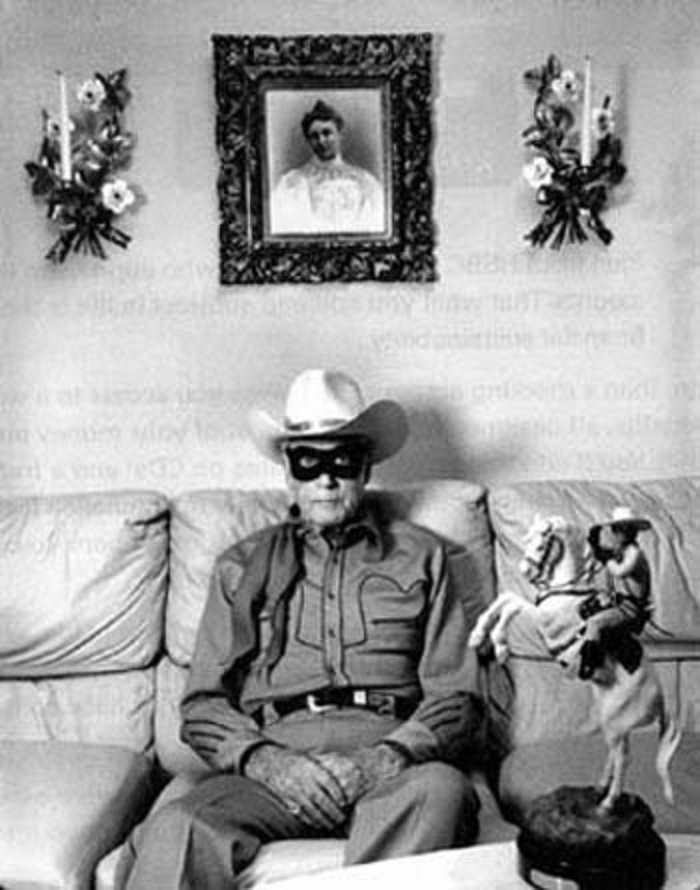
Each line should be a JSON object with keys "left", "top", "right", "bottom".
{"left": 581, "top": 55, "right": 592, "bottom": 167}
{"left": 57, "top": 71, "right": 72, "bottom": 181}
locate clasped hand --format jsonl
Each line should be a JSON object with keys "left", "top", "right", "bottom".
{"left": 244, "top": 743, "right": 408, "bottom": 830}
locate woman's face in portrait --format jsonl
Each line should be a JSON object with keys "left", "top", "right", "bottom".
{"left": 306, "top": 119, "right": 341, "bottom": 162}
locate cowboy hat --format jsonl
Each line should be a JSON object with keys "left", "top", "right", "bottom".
{"left": 248, "top": 369, "right": 409, "bottom": 465}
{"left": 592, "top": 506, "right": 652, "bottom": 532}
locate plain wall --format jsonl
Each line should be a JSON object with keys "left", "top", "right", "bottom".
{"left": 1, "top": 0, "right": 698, "bottom": 495}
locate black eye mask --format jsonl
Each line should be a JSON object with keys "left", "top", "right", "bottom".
{"left": 286, "top": 444, "right": 367, "bottom": 481}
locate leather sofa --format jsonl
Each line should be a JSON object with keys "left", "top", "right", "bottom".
{"left": 1, "top": 477, "right": 699, "bottom": 890}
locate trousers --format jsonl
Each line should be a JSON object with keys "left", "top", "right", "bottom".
{"left": 125, "top": 760, "right": 479, "bottom": 890}
{"left": 126, "top": 707, "right": 481, "bottom": 890}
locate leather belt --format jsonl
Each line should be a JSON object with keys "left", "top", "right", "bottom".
{"left": 271, "top": 688, "right": 415, "bottom": 720}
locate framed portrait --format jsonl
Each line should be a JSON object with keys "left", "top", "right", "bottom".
{"left": 212, "top": 33, "right": 436, "bottom": 284}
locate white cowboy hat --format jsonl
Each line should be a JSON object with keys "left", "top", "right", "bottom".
{"left": 593, "top": 506, "right": 652, "bottom": 532}
{"left": 248, "top": 369, "right": 409, "bottom": 465}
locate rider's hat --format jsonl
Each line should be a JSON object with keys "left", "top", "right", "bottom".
{"left": 592, "top": 506, "right": 652, "bottom": 533}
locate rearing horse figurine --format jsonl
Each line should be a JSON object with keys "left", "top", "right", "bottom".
{"left": 469, "top": 514, "right": 680, "bottom": 811}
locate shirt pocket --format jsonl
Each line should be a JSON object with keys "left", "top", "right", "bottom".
{"left": 352, "top": 574, "right": 426, "bottom": 651}
{"left": 293, "top": 582, "right": 324, "bottom": 650}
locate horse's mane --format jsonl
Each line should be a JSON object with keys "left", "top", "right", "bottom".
{"left": 525, "top": 513, "right": 590, "bottom": 562}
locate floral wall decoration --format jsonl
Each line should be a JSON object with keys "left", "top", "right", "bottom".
{"left": 521, "top": 54, "right": 626, "bottom": 249}
{"left": 25, "top": 69, "right": 142, "bottom": 263}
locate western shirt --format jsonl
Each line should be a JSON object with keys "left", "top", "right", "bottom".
{"left": 181, "top": 506, "right": 482, "bottom": 773}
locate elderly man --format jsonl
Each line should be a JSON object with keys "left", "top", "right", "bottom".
{"left": 271, "top": 100, "right": 385, "bottom": 235}
{"left": 126, "top": 369, "right": 484, "bottom": 890}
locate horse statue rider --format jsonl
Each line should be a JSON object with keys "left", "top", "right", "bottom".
{"left": 578, "top": 506, "right": 653, "bottom": 680}
{"left": 469, "top": 505, "right": 679, "bottom": 811}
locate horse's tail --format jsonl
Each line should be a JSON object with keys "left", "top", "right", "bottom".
{"left": 656, "top": 704, "right": 681, "bottom": 804}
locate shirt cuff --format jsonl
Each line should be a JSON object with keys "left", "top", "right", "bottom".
{"left": 385, "top": 719, "right": 439, "bottom": 763}
{"left": 203, "top": 731, "right": 279, "bottom": 774}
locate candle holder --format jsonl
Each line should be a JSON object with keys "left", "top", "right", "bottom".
{"left": 521, "top": 54, "right": 626, "bottom": 249}
{"left": 25, "top": 69, "right": 142, "bottom": 263}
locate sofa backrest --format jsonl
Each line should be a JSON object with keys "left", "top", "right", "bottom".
{"left": 487, "top": 477, "right": 700, "bottom": 746}
{"left": 6, "top": 476, "right": 695, "bottom": 772}
{"left": 156, "top": 480, "right": 495, "bottom": 775}
{"left": 0, "top": 491, "right": 169, "bottom": 752}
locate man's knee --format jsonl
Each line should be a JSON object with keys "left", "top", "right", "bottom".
{"left": 137, "top": 795, "right": 194, "bottom": 847}
{"left": 126, "top": 797, "right": 197, "bottom": 890}
{"left": 345, "top": 762, "right": 479, "bottom": 865}
{"left": 416, "top": 763, "right": 479, "bottom": 809}
{"left": 403, "top": 763, "right": 480, "bottom": 842}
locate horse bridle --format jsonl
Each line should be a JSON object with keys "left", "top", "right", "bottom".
{"left": 525, "top": 528, "right": 603, "bottom": 602}
{"left": 523, "top": 530, "right": 564, "bottom": 588}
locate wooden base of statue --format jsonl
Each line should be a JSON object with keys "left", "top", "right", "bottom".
{"left": 516, "top": 785, "right": 665, "bottom": 890}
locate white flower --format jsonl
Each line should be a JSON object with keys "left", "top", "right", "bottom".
{"left": 77, "top": 78, "right": 107, "bottom": 111}
{"left": 101, "top": 179, "right": 135, "bottom": 214}
{"left": 592, "top": 105, "right": 616, "bottom": 139}
{"left": 523, "top": 157, "right": 554, "bottom": 189}
{"left": 45, "top": 115, "right": 74, "bottom": 140}
{"left": 551, "top": 70, "right": 580, "bottom": 103}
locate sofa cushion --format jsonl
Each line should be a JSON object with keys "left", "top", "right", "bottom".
{"left": 167, "top": 481, "right": 494, "bottom": 665}
{"left": 239, "top": 840, "right": 345, "bottom": 888}
{"left": 168, "top": 488, "right": 288, "bottom": 665}
{"left": 498, "top": 730, "right": 700, "bottom": 835}
{"left": 0, "top": 491, "right": 168, "bottom": 678}
{"left": 0, "top": 740, "right": 154, "bottom": 890}
{"left": 155, "top": 654, "right": 209, "bottom": 775}
{"left": 0, "top": 668, "right": 156, "bottom": 751}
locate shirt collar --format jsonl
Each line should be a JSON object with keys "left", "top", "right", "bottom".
{"left": 287, "top": 501, "right": 386, "bottom": 560}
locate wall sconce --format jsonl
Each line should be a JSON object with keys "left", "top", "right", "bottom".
{"left": 25, "top": 68, "right": 142, "bottom": 263}
{"left": 521, "top": 54, "right": 626, "bottom": 249}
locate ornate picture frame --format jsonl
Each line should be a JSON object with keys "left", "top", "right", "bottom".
{"left": 212, "top": 33, "right": 436, "bottom": 284}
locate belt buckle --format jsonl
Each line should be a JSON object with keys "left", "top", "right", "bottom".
{"left": 306, "top": 693, "right": 334, "bottom": 714}
{"left": 372, "top": 693, "right": 397, "bottom": 718}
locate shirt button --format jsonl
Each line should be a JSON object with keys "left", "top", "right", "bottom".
{"left": 327, "top": 592, "right": 336, "bottom": 600}
{"left": 328, "top": 628, "right": 336, "bottom": 638}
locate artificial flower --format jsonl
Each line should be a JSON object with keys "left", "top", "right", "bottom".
{"left": 523, "top": 156, "right": 554, "bottom": 189}
{"left": 44, "top": 111, "right": 75, "bottom": 141}
{"left": 77, "top": 78, "right": 107, "bottom": 111}
{"left": 521, "top": 54, "right": 626, "bottom": 249}
{"left": 101, "top": 179, "right": 135, "bottom": 214}
{"left": 44, "top": 116, "right": 63, "bottom": 140}
{"left": 25, "top": 68, "right": 140, "bottom": 262}
{"left": 550, "top": 69, "right": 580, "bottom": 103}
{"left": 592, "top": 101, "right": 616, "bottom": 139}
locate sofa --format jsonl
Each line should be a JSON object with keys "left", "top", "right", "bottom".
{"left": 1, "top": 476, "right": 699, "bottom": 890}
